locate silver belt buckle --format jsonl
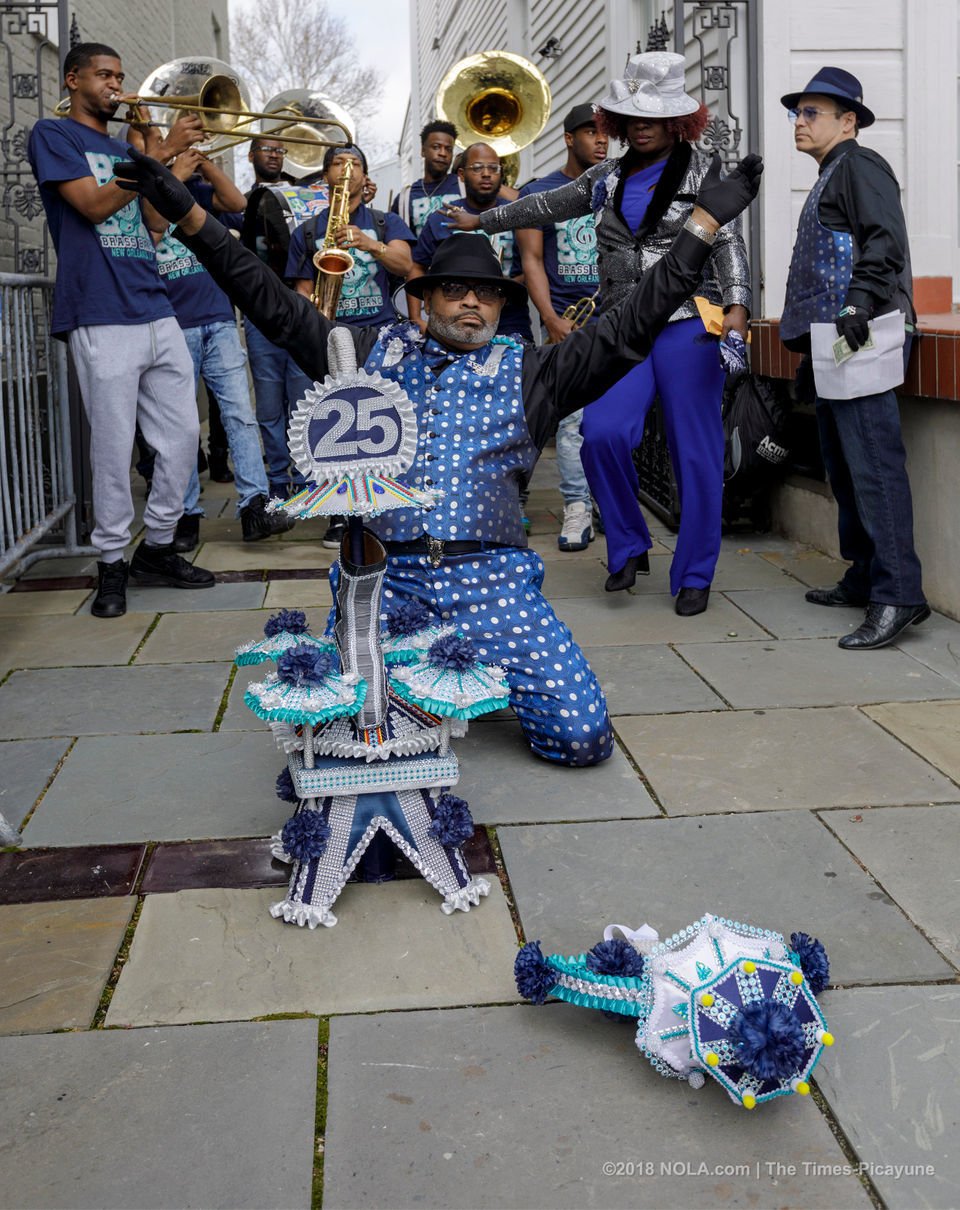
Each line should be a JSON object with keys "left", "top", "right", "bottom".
{"left": 425, "top": 535, "right": 445, "bottom": 567}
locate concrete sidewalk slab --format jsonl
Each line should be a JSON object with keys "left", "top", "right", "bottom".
{"left": 538, "top": 556, "right": 612, "bottom": 598}
{"left": 0, "top": 1019, "right": 318, "bottom": 1210}
{"left": 723, "top": 588, "right": 862, "bottom": 639}
{"left": 24, "top": 731, "right": 287, "bottom": 847}
{"left": 710, "top": 550, "right": 802, "bottom": 590}
{"left": 615, "top": 707, "right": 957, "bottom": 814}
{"left": 323, "top": 1003, "right": 869, "bottom": 1210}
{"left": 0, "top": 589, "right": 90, "bottom": 615}
{"left": 218, "top": 663, "right": 268, "bottom": 730}
{"left": 497, "top": 814, "right": 954, "bottom": 985}
{"left": 198, "top": 540, "right": 335, "bottom": 573}
{"left": 677, "top": 639, "right": 959, "bottom": 708}
{"left": 584, "top": 645, "right": 727, "bottom": 715}
{"left": 454, "top": 719, "right": 656, "bottom": 824}
{"left": 821, "top": 804, "right": 960, "bottom": 968}
{"left": 891, "top": 613, "right": 960, "bottom": 687}
{"left": 0, "top": 664, "right": 230, "bottom": 739}
{"left": 263, "top": 576, "right": 331, "bottom": 609}
{"left": 0, "top": 613, "right": 153, "bottom": 669}
{"left": 552, "top": 594, "right": 767, "bottom": 647}
{"left": 105, "top": 881, "right": 521, "bottom": 1026}
{"left": 759, "top": 547, "right": 850, "bottom": 586}
{"left": 0, "top": 737, "right": 71, "bottom": 826}
{"left": 135, "top": 607, "right": 325, "bottom": 664}
{"left": 815, "top": 986, "right": 960, "bottom": 1210}
{"left": 0, "top": 897, "right": 133, "bottom": 1035}
{"left": 80, "top": 580, "right": 267, "bottom": 614}
{"left": 864, "top": 700, "right": 960, "bottom": 782}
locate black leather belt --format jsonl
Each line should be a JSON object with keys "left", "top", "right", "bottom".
{"left": 384, "top": 536, "right": 510, "bottom": 567}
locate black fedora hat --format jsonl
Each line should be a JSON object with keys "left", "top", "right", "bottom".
{"left": 781, "top": 66, "right": 875, "bottom": 128}
{"left": 405, "top": 232, "right": 528, "bottom": 306}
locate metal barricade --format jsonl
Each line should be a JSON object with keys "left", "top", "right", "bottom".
{"left": 0, "top": 272, "right": 94, "bottom": 578}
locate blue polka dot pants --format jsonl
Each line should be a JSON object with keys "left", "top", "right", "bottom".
{"left": 329, "top": 547, "right": 614, "bottom": 767}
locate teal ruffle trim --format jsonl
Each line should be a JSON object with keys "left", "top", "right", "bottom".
{"left": 243, "top": 679, "right": 368, "bottom": 726}
{"left": 389, "top": 678, "right": 506, "bottom": 721}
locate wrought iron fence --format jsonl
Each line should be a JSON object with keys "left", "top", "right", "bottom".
{"left": 0, "top": 273, "right": 92, "bottom": 577}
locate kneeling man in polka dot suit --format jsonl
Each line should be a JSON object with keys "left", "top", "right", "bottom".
{"left": 115, "top": 150, "right": 762, "bottom": 765}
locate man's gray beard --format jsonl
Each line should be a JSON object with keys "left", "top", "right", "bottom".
{"left": 427, "top": 312, "right": 499, "bottom": 347}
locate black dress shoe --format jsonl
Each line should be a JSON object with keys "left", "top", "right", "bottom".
{"left": 838, "top": 602, "right": 931, "bottom": 650}
{"left": 675, "top": 586, "right": 710, "bottom": 616}
{"left": 173, "top": 513, "right": 200, "bottom": 553}
{"left": 129, "top": 541, "right": 215, "bottom": 589}
{"left": 91, "top": 559, "right": 129, "bottom": 618}
{"left": 241, "top": 494, "right": 294, "bottom": 542}
{"left": 604, "top": 550, "right": 650, "bottom": 592}
{"left": 805, "top": 583, "right": 869, "bottom": 608}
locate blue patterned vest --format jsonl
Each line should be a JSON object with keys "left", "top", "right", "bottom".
{"left": 364, "top": 325, "right": 538, "bottom": 546}
{"left": 780, "top": 158, "right": 854, "bottom": 342}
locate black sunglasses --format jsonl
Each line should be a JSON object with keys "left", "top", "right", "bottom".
{"left": 439, "top": 280, "right": 505, "bottom": 303}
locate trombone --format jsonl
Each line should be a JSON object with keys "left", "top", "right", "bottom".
{"left": 53, "top": 58, "right": 350, "bottom": 154}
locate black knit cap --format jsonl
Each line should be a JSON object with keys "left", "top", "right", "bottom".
{"left": 405, "top": 233, "right": 527, "bottom": 305}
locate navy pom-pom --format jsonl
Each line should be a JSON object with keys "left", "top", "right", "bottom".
{"left": 586, "top": 938, "right": 645, "bottom": 979}
{"left": 514, "top": 941, "right": 556, "bottom": 1005}
{"left": 790, "top": 931, "right": 830, "bottom": 994}
{"left": 264, "top": 609, "right": 310, "bottom": 638}
{"left": 729, "top": 999, "right": 806, "bottom": 1081}
{"left": 281, "top": 809, "right": 331, "bottom": 862}
{"left": 277, "top": 643, "right": 334, "bottom": 687}
{"left": 275, "top": 767, "right": 299, "bottom": 803}
{"left": 386, "top": 600, "right": 433, "bottom": 638}
{"left": 428, "top": 792, "right": 474, "bottom": 848}
{"left": 427, "top": 632, "right": 478, "bottom": 670}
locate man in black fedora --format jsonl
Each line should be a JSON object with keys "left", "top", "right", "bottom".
{"left": 779, "top": 67, "right": 927, "bottom": 650}
{"left": 112, "top": 146, "right": 761, "bottom": 766}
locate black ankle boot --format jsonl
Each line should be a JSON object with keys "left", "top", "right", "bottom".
{"left": 92, "top": 559, "right": 129, "bottom": 618}
{"left": 207, "top": 448, "right": 234, "bottom": 483}
{"left": 173, "top": 513, "right": 200, "bottom": 553}
{"left": 604, "top": 550, "right": 650, "bottom": 592}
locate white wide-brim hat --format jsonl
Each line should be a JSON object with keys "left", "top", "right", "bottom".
{"left": 597, "top": 51, "right": 700, "bottom": 120}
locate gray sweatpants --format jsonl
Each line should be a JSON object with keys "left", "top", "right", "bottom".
{"left": 68, "top": 318, "right": 198, "bottom": 559}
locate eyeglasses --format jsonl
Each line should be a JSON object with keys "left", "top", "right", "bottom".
{"left": 463, "top": 163, "right": 502, "bottom": 175}
{"left": 253, "top": 145, "right": 286, "bottom": 157}
{"left": 439, "top": 281, "right": 505, "bottom": 303}
{"left": 788, "top": 106, "right": 843, "bottom": 124}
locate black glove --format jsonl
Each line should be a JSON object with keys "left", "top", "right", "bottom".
{"left": 114, "top": 147, "right": 196, "bottom": 224}
{"left": 835, "top": 305, "right": 871, "bottom": 351}
{"left": 694, "top": 153, "right": 764, "bottom": 227}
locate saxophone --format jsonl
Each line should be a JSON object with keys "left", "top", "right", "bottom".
{"left": 311, "top": 158, "right": 354, "bottom": 319}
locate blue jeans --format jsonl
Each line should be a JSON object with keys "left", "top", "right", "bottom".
{"left": 181, "top": 321, "right": 269, "bottom": 515}
{"left": 816, "top": 342, "right": 924, "bottom": 605}
{"left": 243, "top": 317, "right": 314, "bottom": 495}
{"left": 556, "top": 409, "right": 591, "bottom": 505}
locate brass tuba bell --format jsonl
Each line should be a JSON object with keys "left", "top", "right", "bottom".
{"left": 436, "top": 50, "right": 552, "bottom": 179}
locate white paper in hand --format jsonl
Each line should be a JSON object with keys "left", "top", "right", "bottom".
{"left": 811, "top": 310, "right": 906, "bottom": 400}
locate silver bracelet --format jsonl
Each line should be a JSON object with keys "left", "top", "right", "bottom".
{"left": 683, "top": 217, "right": 717, "bottom": 245}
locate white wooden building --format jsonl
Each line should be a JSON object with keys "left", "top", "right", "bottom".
{"left": 405, "top": 0, "right": 958, "bottom": 316}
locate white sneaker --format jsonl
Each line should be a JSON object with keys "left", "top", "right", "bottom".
{"left": 558, "top": 501, "right": 594, "bottom": 551}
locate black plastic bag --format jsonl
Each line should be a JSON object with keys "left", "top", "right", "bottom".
{"left": 722, "top": 372, "right": 791, "bottom": 489}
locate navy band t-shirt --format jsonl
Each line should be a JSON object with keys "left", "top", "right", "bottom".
{"left": 518, "top": 169, "right": 600, "bottom": 314}
{"left": 390, "top": 174, "right": 463, "bottom": 238}
{"left": 286, "top": 204, "right": 414, "bottom": 327}
{"left": 155, "top": 226, "right": 235, "bottom": 329}
{"left": 413, "top": 199, "right": 532, "bottom": 341}
{"left": 27, "top": 117, "right": 174, "bottom": 336}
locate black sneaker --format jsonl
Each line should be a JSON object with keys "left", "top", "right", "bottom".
{"left": 129, "top": 541, "right": 215, "bottom": 589}
{"left": 173, "top": 513, "right": 200, "bottom": 553}
{"left": 241, "top": 494, "right": 295, "bottom": 542}
{"left": 322, "top": 517, "right": 346, "bottom": 549}
{"left": 92, "top": 559, "right": 129, "bottom": 618}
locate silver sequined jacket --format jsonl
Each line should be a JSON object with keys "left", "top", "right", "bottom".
{"left": 478, "top": 147, "right": 751, "bottom": 322}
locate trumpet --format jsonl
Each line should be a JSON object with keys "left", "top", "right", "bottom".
{"left": 547, "top": 290, "right": 599, "bottom": 342}
{"left": 311, "top": 158, "right": 354, "bottom": 319}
